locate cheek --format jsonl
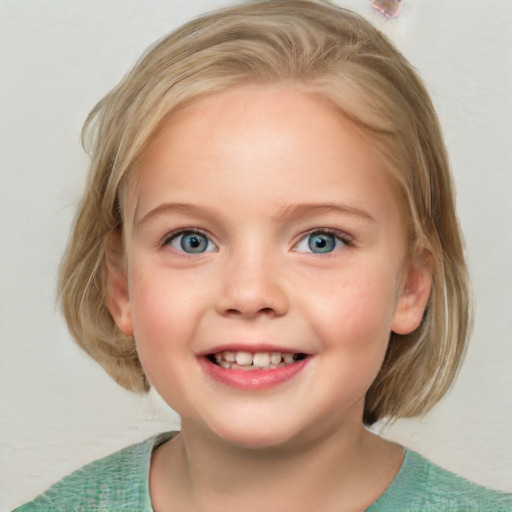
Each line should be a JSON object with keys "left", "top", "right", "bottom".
{"left": 309, "top": 274, "right": 397, "bottom": 402}
{"left": 128, "top": 275, "right": 201, "bottom": 413}
{"left": 303, "top": 266, "right": 398, "bottom": 352}
{"left": 127, "top": 265, "right": 196, "bottom": 373}
{"left": 129, "top": 259, "right": 199, "bottom": 332}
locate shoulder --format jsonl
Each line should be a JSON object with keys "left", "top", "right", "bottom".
{"left": 370, "top": 450, "right": 512, "bottom": 512}
{"left": 13, "top": 433, "right": 173, "bottom": 512}
{"left": 417, "top": 451, "right": 512, "bottom": 510}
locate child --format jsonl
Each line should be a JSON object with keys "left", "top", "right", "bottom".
{"left": 14, "top": 1, "right": 511, "bottom": 510}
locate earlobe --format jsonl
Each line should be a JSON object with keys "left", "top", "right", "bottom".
{"left": 104, "top": 231, "right": 134, "bottom": 337}
{"left": 391, "top": 249, "right": 433, "bottom": 335}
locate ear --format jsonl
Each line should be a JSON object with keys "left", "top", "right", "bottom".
{"left": 104, "top": 230, "right": 133, "bottom": 337}
{"left": 391, "top": 249, "right": 433, "bottom": 335}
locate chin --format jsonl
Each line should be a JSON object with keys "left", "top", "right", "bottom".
{"left": 207, "top": 419, "right": 304, "bottom": 451}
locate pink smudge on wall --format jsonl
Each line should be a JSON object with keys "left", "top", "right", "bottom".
{"left": 370, "top": 0, "right": 402, "bottom": 18}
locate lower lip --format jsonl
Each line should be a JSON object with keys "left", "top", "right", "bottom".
{"left": 199, "top": 357, "right": 310, "bottom": 391}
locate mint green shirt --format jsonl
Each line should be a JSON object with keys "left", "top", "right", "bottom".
{"left": 14, "top": 433, "right": 512, "bottom": 511}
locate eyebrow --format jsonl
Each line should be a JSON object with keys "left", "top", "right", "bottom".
{"left": 135, "top": 203, "right": 209, "bottom": 228}
{"left": 276, "top": 203, "right": 376, "bottom": 223}
{"left": 135, "top": 201, "right": 376, "bottom": 228}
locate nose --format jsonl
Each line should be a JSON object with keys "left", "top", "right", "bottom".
{"left": 215, "top": 249, "right": 289, "bottom": 319}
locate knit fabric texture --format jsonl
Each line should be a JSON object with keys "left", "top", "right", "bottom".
{"left": 14, "top": 433, "right": 512, "bottom": 511}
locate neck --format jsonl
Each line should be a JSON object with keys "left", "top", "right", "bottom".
{"left": 149, "top": 416, "right": 403, "bottom": 512}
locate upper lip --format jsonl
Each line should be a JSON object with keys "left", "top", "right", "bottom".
{"left": 197, "top": 343, "right": 310, "bottom": 356}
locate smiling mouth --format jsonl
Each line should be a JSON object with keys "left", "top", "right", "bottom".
{"left": 206, "top": 350, "right": 308, "bottom": 371}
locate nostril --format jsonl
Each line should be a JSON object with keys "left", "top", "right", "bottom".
{"left": 217, "top": 283, "right": 289, "bottom": 318}
{"left": 224, "top": 307, "right": 276, "bottom": 316}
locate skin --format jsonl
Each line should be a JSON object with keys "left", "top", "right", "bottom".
{"left": 106, "top": 84, "right": 432, "bottom": 511}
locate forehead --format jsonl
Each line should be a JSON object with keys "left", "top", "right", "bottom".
{"left": 126, "top": 85, "right": 401, "bottom": 228}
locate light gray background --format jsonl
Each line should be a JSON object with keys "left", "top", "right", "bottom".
{"left": 1, "top": 1, "right": 511, "bottom": 509}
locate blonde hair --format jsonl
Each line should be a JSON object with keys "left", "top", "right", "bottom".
{"left": 59, "top": 0, "right": 472, "bottom": 424}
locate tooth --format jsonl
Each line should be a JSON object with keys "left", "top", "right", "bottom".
{"left": 253, "top": 352, "right": 270, "bottom": 369}
{"left": 270, "top": 352, "right": 282, "bottom": 365}
{"left": 214, "top": 353, "right": 223, "bottom": 362}
{"left": 235, "top": 351, "right": 253, "bottom": 366}
{"left": 219, "top": 360, "right": 230, "bottom": 369}
{"left": 283, "top": 353, "right": 295, "bottom": 364}
{"left": 232, "top": 363, "right": 250, "bottom": 371}
{"left": 224, "top": 351, "right": 236, "bottom": 362}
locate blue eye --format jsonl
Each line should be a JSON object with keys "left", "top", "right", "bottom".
{"left": 167, "top": 231, "right": 217, "bottom": 254}
{"left": 296, "top": 231, "right": 347, "bottom": 254}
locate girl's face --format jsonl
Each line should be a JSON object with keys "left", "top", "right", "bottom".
{"left": 108, "top": 85, "right": 431, "bottom": 448}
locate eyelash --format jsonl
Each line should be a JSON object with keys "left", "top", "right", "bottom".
{"left": 160, "top": 227, "right": 353, "bottom": 255}
{"left": 294, "top": 228, "right": 353, "bottom": 255}
{"left": 161, "top": 228, "right": 217, "bottom": 254}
